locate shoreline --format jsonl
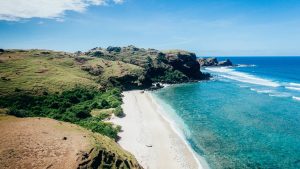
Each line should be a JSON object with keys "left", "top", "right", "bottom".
{"left": 148, "top": 92, "right": 210, "bottom": 169}
{"left": 110, "top": 90, "right": 208, "bottom": 169}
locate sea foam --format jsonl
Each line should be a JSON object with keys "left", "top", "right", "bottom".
{"left": 285, "top": 86, "right": 300, "bottom": 91}
{"left": 205, "top": 67, "right": 300, "bottom": 101}
{"left": 236, "top": 64, "right": 256, "bottom": 68}
{"left": 292, "top": 96, "right": 300, "bottom": 101}
{"left": 206, "top": 67, "right": 280, "bottom": 87}
{"left": 250, "top": 88, "right": 274, "bottom": 94}
{"left": 289, "top": 83, "right": 300, "bottom": 87}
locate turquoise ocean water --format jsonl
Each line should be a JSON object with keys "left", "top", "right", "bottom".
{"left": 153, "top": 57, "right": 300, "bottom": 169}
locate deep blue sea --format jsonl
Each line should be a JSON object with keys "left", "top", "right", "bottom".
{"left": 153, "top": 57, "right": 300, "bottom": 169}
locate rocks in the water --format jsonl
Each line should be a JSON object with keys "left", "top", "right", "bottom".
{"left": 198, "top": 57, "right": 218, "bottom": 67}
{"left": 148, "top": 83, "right": 164, "bottom": 91}
{"left": 218, "top": 59, "right": 233, "bottom": 66}
{"left": 198, "top": 57, "right": 233, "bottom": 67}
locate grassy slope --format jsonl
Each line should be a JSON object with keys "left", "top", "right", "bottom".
{"left": 0, "top": 50, "right": 98, "bottom": 95}
{"left": 82, "top": 55, "right": 144, "bottom": 83}
{"left": 0, "top": 50, "right": 143, "bottom": 95}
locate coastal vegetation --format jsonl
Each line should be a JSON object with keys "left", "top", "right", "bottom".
{"left": 0, "top": 87, "right": 122, "bottom": 139}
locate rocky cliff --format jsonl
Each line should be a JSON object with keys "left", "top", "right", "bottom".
{"left": 164, "top": 50, "right": 202, "bottom": 79}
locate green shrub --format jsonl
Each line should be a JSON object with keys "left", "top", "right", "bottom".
{"left": 156, "top": 54, "right": 167, "bottom": 64}
{"left": 78, "top": 119, "right": 121, "bottom": 139}
{"left": 113, "top": 106, "right": 124, "bottom": 117}
{"left": 7, "top": 106, "right": 26, "bottom": 117}
{"left": 99, "top": 99, "right": 109, "bottom": 108}
{"left": 95, "top": 112, "right": 111, "bottom": 121}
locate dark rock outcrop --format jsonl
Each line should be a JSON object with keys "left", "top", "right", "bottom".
{"left": 164, "top": 50, "right": 202, "bottom": 79}
{"left": 198, "top": 57, "right": 233, "bottom": 67}
{"left": 218, "top": 59, "right": 233, "bottom": 66}
{"left": 198, "top": 57, "right": 218, "bottom": 66}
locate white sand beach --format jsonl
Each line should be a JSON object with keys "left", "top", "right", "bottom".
{"left": 110, "top": 90, "right": 206, "bottom": 169}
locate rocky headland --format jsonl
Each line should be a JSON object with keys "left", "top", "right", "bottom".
{"left": 83, "top": 46, "right": 210, "bottom": 89}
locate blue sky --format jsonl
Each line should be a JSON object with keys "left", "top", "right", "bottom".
{"left": 1, "top": 0, "right": 300, "bottom": 56}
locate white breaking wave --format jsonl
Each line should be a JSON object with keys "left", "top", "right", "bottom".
{"left": 205, "top": 67, "right": 300, "bottom": 102}
{"left": 250, "top": 88, "right": 275, "bottom": 94}
{"left": 269, "top": 93, "right": 291, "bottom": 98}
{"left": 289, "top": 83, "right": 300, "bottom": 87}
{"left": 236, "top": 64, "right": 256, "bottom": 68}
{"left": 285, "top": 86, "right": 300, "bottom": 91}
{"left": 292, "top": 96, "right": 300, "bottom": 101}
{"left": 206, "top": 67, "right": 280, "bottom": 87}
{"left": 285, "top": 82, "right": 300, "bottom": 92}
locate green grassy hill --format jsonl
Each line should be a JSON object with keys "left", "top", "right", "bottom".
{"left": 0, "top": 49, "right": 143, "bottom": 95}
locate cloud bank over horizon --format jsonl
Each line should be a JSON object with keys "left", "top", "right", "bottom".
{"left": 0, "top": 0, "right": 123, "bottom": 21}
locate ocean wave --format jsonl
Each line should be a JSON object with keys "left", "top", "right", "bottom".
{"left": 285, "top": 86, "right": 300, "bottom": 91}
{"left": 239, "top": 85, "right": 249, "bottom": 88}
{"left": 250, "top": 88, "right": 274, "bottom": 94}
{"left": 206, "top": 67, "right": 280, "bottom": 87}
{"left": 269, "top": 93, "right": 291, "bottom": 98}
{"left": 292, "top": 96, "right": 300, "bottom": 101}
{"left": 236, "top": 64, "right": 256, "bottom": 68}
{"left": 206, "top": 67, "right": 300, "bottom": 102}
{"left": 289, "top": 83, "right": 300, "bottom": 87}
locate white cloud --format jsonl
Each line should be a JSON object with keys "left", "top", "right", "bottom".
{"left": 0, "top": 0, "right": 123, "bottom": 21}
{"left": 113, "top": 0, "right": 124, "bottom": 4}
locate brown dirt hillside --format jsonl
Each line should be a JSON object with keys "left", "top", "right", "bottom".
{"left": 0, "top": 115, "right": 143, "bottom": 169}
